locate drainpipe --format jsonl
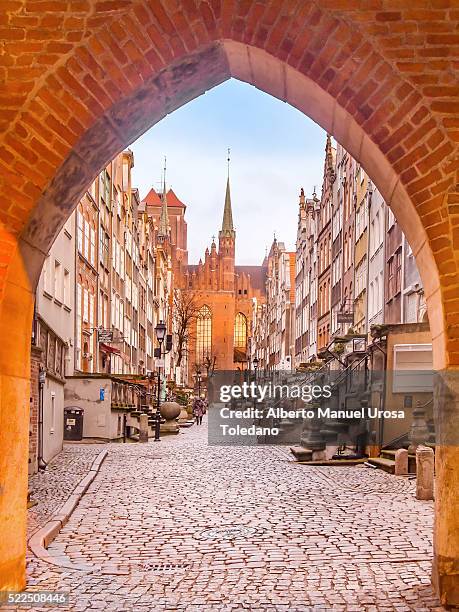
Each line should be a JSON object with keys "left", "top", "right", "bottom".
{"left": 38, "top": 367, "right": 47, "bottom": 471}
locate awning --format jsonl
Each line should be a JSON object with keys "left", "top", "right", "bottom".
{"left": 100, "top": 343, "right": 121, "bottom": 355}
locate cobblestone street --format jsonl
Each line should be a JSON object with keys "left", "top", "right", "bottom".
{"left": 9, "top": 420, "right": 443, "bottom": 611}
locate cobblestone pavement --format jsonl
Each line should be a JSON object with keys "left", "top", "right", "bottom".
{"left": 7, "top": 420, "right": 443, "bottom": 611}
{"left": 27, "top": 444, "right": 106, "bottom": 534}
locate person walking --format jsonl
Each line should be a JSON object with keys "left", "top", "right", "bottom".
{"left": 193, "top": 397, "right": 205, "bottom": 425}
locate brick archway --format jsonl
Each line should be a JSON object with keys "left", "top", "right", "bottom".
{"left": 1, "top": 2, "right": 459, "bottom": 604}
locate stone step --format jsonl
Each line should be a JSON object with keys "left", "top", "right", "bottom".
{"left": 366, "top": 457, "right": 395, "bottom": 474}
{"left": 381, "top": 449, "right": 415, "bottom": 460}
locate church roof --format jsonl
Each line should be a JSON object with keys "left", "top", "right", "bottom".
{"left": 166, "top": 188, "right": 186, "bottom": 208}
{"left": 235, "top": 265, "right": 267, "bottom": 291}
{"left": 142, "top": 187, "right": 186, "bottom": 208}
{"left": 142, "top": 188, "right": 162, "bottom": 207}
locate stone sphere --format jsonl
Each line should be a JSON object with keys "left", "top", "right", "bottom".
{"left": 160, "top": 401, "right": 181, "bottom": 421}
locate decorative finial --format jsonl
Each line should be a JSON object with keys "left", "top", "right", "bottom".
{"left": 227, "top": 147, "right": 230, "bottom": 179}
{"left": 212, "top": 235, "right": 216, "bottom": 243}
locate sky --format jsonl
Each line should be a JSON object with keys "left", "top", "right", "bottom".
{"left": 130, "top": 78, "right": 327, "bottom": 265}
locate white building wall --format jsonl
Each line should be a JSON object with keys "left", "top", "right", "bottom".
{"left": 35, "top": 213, "right": 75, "bottom": 465}
{"left": 36, "top": 213, "right": 76, "bottom": 373}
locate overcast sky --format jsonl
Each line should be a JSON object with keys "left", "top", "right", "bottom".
{"left": 130, "top": 78, "right": 327, "bottom": 265}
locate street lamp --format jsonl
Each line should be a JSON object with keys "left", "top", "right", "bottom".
{"left": 253, "top": 356, "right": 260, "bottom": 378}
{"left": 197, "top": 368, "right": 202, "bottom": 398}
{"left": 155, "top": 320, "right": 167, "bottom": 343}
{"left": 154, "top": 320, "right": 167, "bottom": 442}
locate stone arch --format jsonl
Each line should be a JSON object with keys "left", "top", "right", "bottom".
{"left": 1, "top": 2, "right": 459, "bottom": 604}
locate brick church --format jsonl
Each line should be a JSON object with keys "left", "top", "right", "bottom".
{"left": 185, "top": 176, "right": 266, "bottom": 376}
{"left": 143, "top": 173, "right": 266, "bottom": 380}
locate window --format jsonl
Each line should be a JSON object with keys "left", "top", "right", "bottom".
{"left": 90, "top": 179, "right": 96, "bottom": 201}
{"left": 369, "top": 282, "right": 374, "bottom": 318}
{"left": 234, "top": 313, "right": 248, "bottom": 349}
{"left": 76, "top": 284, "right": 82, "bottom": 369}
{"left": 196, "top": 305, "right": 212, "bottom": 362}
{"left": 379, "top": 270, "right": 383, "bottom": 311}
{"left": 99, "top": 226, "right": 104, "bottom": 264}
{"left": 388, "top": 207, "right": 396, "bottom": 229}
{"left": 54, "top": 260, "right": 62, "bottom": 302}
{"left": 114, "top": 188, "right": 121, "bottom": 217}
{"left": 355, "top": 260, "right": 367, "bottom": 297}
{"left": 90, "top": 226, "right": 96, "bottom": 266}
{"left": 89, "top": 293, "right": 94, "bottom": 329}
{"left": 115, "top": 296, "right": 119, "bottom": 331}
{"left": 124, "top": 316, "right": 131, "bottom": 344}
{"left": 77, "top": 212, "right": 83, "bottom": 254}
{"left": 63, "top": 269, "right": 70, "bottom": 308}
{"left": 120, "top": 249, "right": 125, "bottom": 279}
{"left": 83, "top": 288, "right": 89, "bottom": 322}
{"left": 43, "top": 255, "right": 52, "bottom": 295}
{"left": 125, "top": 274, "right": 132, "bottom": 302}
{"left": 84, "top": 219, "right": 90, "bottom": 261}
{"left": 112, "top": 238, "right": 116, "bottom": 270}
{"left": 100, "top": 169, "right": 111, "bottom": 205}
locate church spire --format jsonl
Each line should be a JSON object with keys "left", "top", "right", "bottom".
{"left": 220, "top": 148, "right": 235, "bottom": 238}
{"left": 158, "top": 156, "right": 169, "bottom": 240}
{"left": 325, "top": 134, "right": 336, "bottom": 182}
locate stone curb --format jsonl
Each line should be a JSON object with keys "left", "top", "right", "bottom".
{"left": 28, "top": 449, "right": 108, "bottom": 571}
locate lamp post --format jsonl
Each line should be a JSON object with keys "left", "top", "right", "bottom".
{"left": 253, "top": 356, "right": 259, "bottom": 381}
{"left": 154, "top": 320, "right": 167, "bottom": 442}
{"left": 197, "top": 369, "right": 202, "bottom": 398}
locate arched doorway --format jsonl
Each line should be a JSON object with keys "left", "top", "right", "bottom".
{"left": 1, "top": 4, "right": 459, "bottom": 604}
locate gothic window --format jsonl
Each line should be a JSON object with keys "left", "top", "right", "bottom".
{"left": 196, "top": 305, "right": 212, "bottom": 361}
{"left": 234, "top": 312, "right": 247, "bottom": 349}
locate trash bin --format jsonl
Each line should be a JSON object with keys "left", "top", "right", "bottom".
{"left": 64, "top": 407, "right": 84, "bottom": 441}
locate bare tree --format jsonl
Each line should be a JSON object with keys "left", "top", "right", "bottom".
{"left": 193, "top": 355, "right": 216, "bottom": 377}
{"left": 173, "top": 290, "right": 200, "bottom": 367}
{"left": 203, "top": 354, "right": 217, "bottom": 377}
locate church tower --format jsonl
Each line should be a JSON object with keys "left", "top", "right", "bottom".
{"left": 218, "top": 153, "right": 236, "bottom": 292}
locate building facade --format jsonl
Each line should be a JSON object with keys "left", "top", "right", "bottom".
{"left": 263, "top": 135, "right": 429, "bottom": 372}
{"left": 184, "top": 177, "right": 266, "bottom": 380}
{"left": 30, "top": 215, "right": 75, "bottom": 474}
